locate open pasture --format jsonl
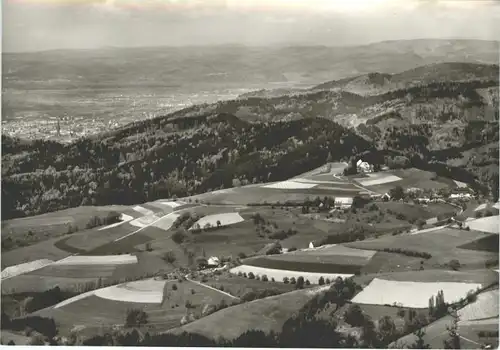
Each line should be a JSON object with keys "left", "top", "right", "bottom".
{"left": 1, "top": 205, "right": 131, "bottom": 241}
{"left": 345, "top": 227, "right": 498, "bottom": 265}
{"left": 183, "top": 220, "right": 274, "bottom": 259}
{"left": 244, "top": 255, "right": 363, "bottom": 273}
{"left": 351, "top": 278, "right": 482, "bottom": 308}
{"left": 458, "top": 289, "right": 499, "bottom": 321}
{"left": 262, "top": 181, "right": 317, "bottom": 190}
{"left": 54, "top": 222, "right": 138, "bottom": 254}
{"left": 29, "top": 263, "right": 118, "bottom": 279}
{"left": 458, "top": 234, "right": 499, "bottom": 253}
{"left": 1, "top": 237, "right": 70, "bottom": 269}
{"left": 1, "top": 253, "right": 164, "bottom": 294}
{"left": 83, "top": 232, "right": 152, "bottom": 255}
{"left": 230, "top": 264, "right": 353, "bottom": 284}
{"left": 189, "top": 184, "right": 360, "bottom": 206}
{"left": 359, "top": 251, "right": 426, "bottom": 275}
{"left": 353, "top": 269, "right": 499, "bottom": 287}
{"left": 466, "top": 215, "right": 499, "bottom": 234}
{"left": 297, "top": 244, "right": 377, "bottom": 258}
{"left": 1, "top": 273, "right": 104, "bottom": 294}
{"left": 293, "top": 162, "right": 349, "bottom": 179}
{"left": 170, "top": 285, "right": 329, "bottom": 340}
{"left": 355, "top": 174, "right": 402, "bottom": 187}
{"left": 359, "top": 168, "right": 453, "bottom": 194}
{"left": 53, "top": 254, "right": 138, "bottom": 266}
{"left": 189, "top": 212, "right": 245, "bottom": 230}
{"left": 196, "top": 272, "right": 296, "bottom": 299}
{"left": 234, "top": 244, "right": 380, "bottom": 277}
{"left": 1, "top": 259, "right": 53, "bottom": 280}
{"left": 37, "top": 279, "right": 236, "bottom": 336}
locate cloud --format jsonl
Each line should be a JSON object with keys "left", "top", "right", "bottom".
{"left": 3, "top": 0, "right": 499, "bottom": 52}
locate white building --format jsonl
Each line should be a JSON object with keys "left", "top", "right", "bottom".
{"left": 334, "top": 197, "right": 353, "bottom": 209}
{"left": 356, "top": 159, "right": 373, "bottom": 173}
{"left": 309, "top": 242, "right": 314, "bottom": 249}
{"left": 207, "top": 257, "right": 220, "bottom": 267}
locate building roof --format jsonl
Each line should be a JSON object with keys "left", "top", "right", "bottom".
{"left": 335, "top": 197, "right": 353, "bottom": 204}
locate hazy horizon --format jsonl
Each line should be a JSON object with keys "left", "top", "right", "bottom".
{"left": 5, "top": 38, "right": 500, "bottom": 55}
{"left": 3, "top": 0, "right": 500, "bottom": 53}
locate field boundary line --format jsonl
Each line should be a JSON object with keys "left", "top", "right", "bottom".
{"left": 185, "top": 275, "right": 240, "bottom": 300}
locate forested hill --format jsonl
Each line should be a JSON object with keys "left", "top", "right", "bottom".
{"left": 2, "top": 65, "right": 499, "bottom": 220}
{"left": 1, "top": 115, "right": 373, "bottom": 220}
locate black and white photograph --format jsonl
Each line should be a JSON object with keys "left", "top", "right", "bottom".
{"left": 1, "top": 0, "right": 499, "bottom": 348}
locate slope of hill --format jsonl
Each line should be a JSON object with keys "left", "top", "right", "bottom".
{"left": 2, "top": 61, "right": 499, "bottom": 221}
{"left": 312, "top": 63, "right": 499, "bottom": 96}
{"left": 1, "top": 115, "right": 373, "bottom": 220}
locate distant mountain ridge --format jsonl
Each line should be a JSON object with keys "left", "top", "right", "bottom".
{"left": 241, "top": 62, "right": 499, "bottom": 98}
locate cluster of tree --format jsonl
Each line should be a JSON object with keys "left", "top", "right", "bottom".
{"left": 240, "top": 288, "right": 283, "bottom": 302}
{"left": 381, "top": 248, "right": 432, "bottom": 259}
{"left": 124, "top": 309, "right": 148, "bottom": 328}
{"left": 315, "top": 224, "right": 373, "bottom": 246}
{"left": 268, "top": 228, "right": 297, "bottom": 240}
{"left": 477, "top": 330, "right": 499, "bottom": 338}
{"left": 23, "top": 286, "right": 75, "bottom": 313}
{"left": 85, "top": 211, "right": 121, "bottom": 229}
{"left": 428, "top": 290, "right": 449, "bottom": 320}
{"left": 1, "top": 313, "right": 58, "bottom": 340}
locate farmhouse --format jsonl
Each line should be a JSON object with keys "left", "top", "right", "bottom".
{"left": 381, "top": 193, "right": 391, "bottom": 201}
{"left": 449, "top": 193, "right": 473, "bottom": 200}
{"left": 417, "top": 197, "right": 430, "bottom": 204}
{"left": 334, "top": 197, "right": 353, "bottom": 209}
{"left": 207, "top": 257, "right": 221, "bottom": 267}
{"left": 356, "top": 159, "right": 373, "bottom": 173}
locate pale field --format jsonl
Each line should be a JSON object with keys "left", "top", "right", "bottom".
{"left": 158, "top": 201, "right": 185, "bottom": 208}
{"left": 474, "top": 203, "right": 488, "bottom": 211}
{"left": 458, "top": 289, "right": 499, "bottom": 321}
{"left": 1, "top": 259, "right": 53, "bottom": 280}
{"left": 94, "top": 279, "right": 166, "bottom": 303}
{"left": 410, "top": 225, "right": 448, "bottom": 235}
{"left": 294, "top": 244, "right": 376, "bottom": 259}
{"left": 262, "top": 181, "right": 317, "bottom": 189}
{"left": 351, "top": 278, "right": 482, "bottom": 308}
{"left": 229, "top": 264, "right": 353, "bottom": 284}
{"left": 467, "top": 215, "right": 499, "bottom": 234}
{"left": 129, "top": 214, "right": 161, "bottom": 228}
{"left": 132, "top": 205, "right": 154, "bottom": 216}
{"left": 189, "top": 212, "right": 245, "bottom": 230}
{"left": 356, "top": 174, "right": 402, "bottom": 187}
{"left": 152, "top": 213, "right": 181, "bottom": 231}
{"left": 293, "top": 178, "right": 348, "bottom": 185}
{"left": 53, "top": 254, "right": 138, "bottom": 266}
{"left": 54, "top": 279, "right": 166, "bottom": 308}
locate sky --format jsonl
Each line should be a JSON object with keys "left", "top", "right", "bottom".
{"left": 3, "top": 0, "right": 500, "bottom": 52}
